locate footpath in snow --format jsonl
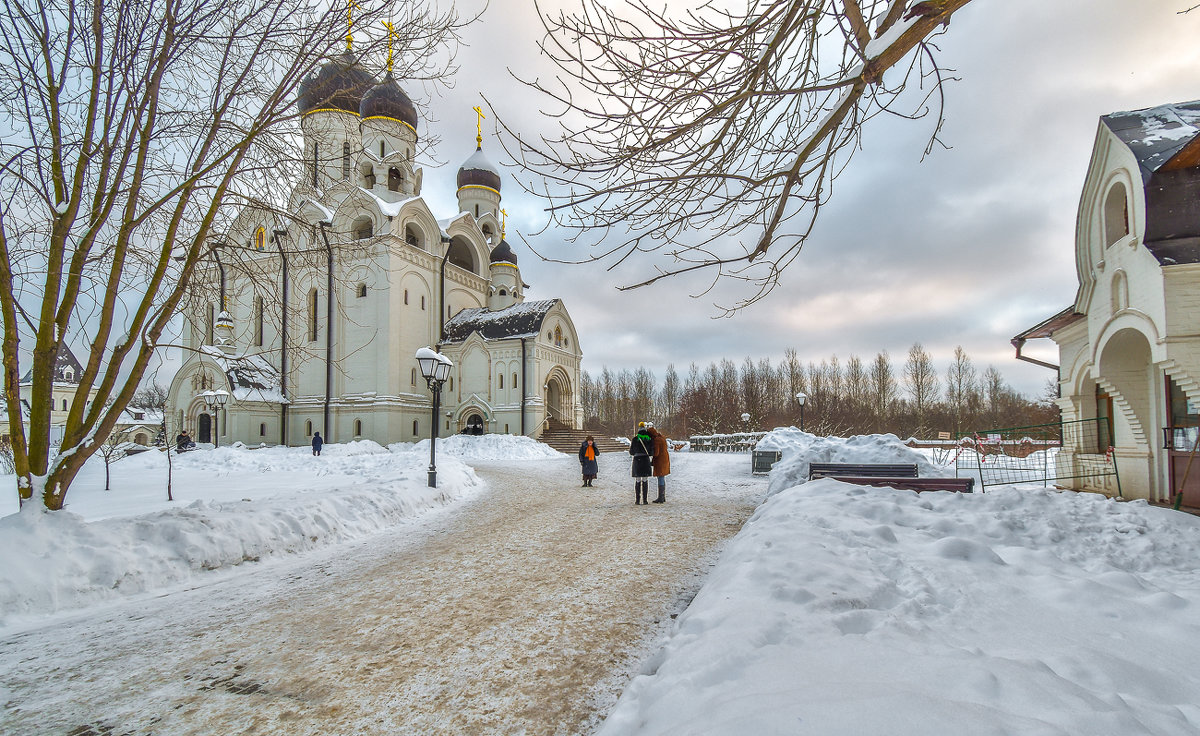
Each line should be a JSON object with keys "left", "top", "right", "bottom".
{"left": 0, "top": 435, "right": 560, "bottom": 628}
{"left": 598, "top": 429, "right": 1200, "bottom": 735}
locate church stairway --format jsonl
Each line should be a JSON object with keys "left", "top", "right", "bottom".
{"left": 539, "top": 417, "right": 627, "bottom": 454}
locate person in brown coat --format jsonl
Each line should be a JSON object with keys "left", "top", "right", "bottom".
{"left": 648, "top": 424, "right": 670, "bottom": 503}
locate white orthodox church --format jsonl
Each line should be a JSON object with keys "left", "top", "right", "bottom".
{"left": 165, "top": 53, "right": 583, "bottom": 447}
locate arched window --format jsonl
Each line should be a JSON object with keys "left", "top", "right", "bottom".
{"left": 421, "top": 295, "right": 426, "bottom": 310}
{"left": 405, "top": 224, "right": 423, "bottom": 249}
{"left": 449, "top": 376, "right": 454, "bottom": 391}
{"left": 254, "top": 227, "right": 265, "bottom": 251}
{"left": 499, "top": 374, "right": 505, "bottom": 389}
{"left": 259, "top": 423, "right": 266, "bottom": 437}
{"left": 446, "top": 236, "right": 476, "bottom": 274}
{"left": 206, "top": 303, "right": 215, "bottom": 344}
{"left": 498, "top": 288, "right": 507, "bottom": 296}
{"left": 356, "top": 283, "right": 367, "bottom": 298}
{"left": 361, "top": 164, "right": 376, "bottom": 188}
{"left": 342, "top": 140, "right": 351, "bottom": 179}
{"left": 1112, "top": 270, "right": 1129, "bottom": 312}
{"left": 388, "top": 167, "right": 402, "bottom": 191}
{"left": 64, "top": 367, "right": 74, "bottom": 381}
{"left": 512, "top": 372, "right": 517, "bottom": 390}
{"left": 412, "top": 419, "right": 419, "bottom": 436}
{"left": 379, "top": 140, "right": 385, "bottom": 157}
{"left": 354, "top": 419, "right": 362, "bottom": 436}
{"left": 404, "top": 289, "right": 409, "bottom": 305}
{"left": 254, "top": 295, "right": 264, "bottom": 346}
{"left": 308, "top": 289, "right": 319, "bottom": 341}
{"left": 305, "top": 419, "right": 313, "bottom": 436}
{"left": 62, "top": 398, "right": 68, "bottom": 411}
{"left": 312, "top": 142, "right": 319, "bottom": 185}
{"left": 353, "top": 216, "right": 373, "bottom": 240}
{"left": 411, "top": 367, "right": 417, "bottom": 386}
{"left": 482, "top": 224, "right": 493, "bottom": 243}
{"left": 1104, "top": 182, "right": 1130, "bottom": 247}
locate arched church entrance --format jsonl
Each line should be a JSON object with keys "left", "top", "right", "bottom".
{"left": 1097, "top": 326, "right": 1159, "bottom": 499}
{"left": 197, "top": 413, "right": 212, "bottom": 444}
{"left": 545, "top": 371, "right": 572, "bottom": 428}
{"left": 466, "top": 412, "right": 485, "bottom": 435}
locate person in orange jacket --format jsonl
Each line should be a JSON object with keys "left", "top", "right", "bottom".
{"left": 579, "top": 435, "right": 599, "bottom": 487}
{"left": 648, "top": 423, "right": 670, "bottom": 503}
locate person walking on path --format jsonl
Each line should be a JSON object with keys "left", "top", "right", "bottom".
{"left": 579, "top": 436, "right": 600, "bottom": 487}
{"left": 648, "top": 424, "right": 671, "bottom": 503}
{"left": 629, "top": 422, "right": 654, "bottom": 505}
{"left": 312, "top": 431, "right": 323, "bottom": 457}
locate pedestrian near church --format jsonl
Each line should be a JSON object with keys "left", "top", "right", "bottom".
{"left": 648, "top": 424, "right": 670, "bottom": 503}
{"left": 579, "top": 436, "right": 599, "bottom": 487}
{"left": 312, "top": 431, "right": 323, "bottom": 457}
{"left": 629, "top": 422, "right": 654, "bottom": 505}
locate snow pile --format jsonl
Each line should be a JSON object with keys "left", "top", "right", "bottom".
{"left": 756, "top": 427, "right": 943, "bottom": 494}
{"left": 598, "top": 481, "right": 1200, "bottom": 735}
{"left": 411, "top": 433, "right": 564, "bottom": 461}
{"left": 0, "top": 441, "right": 485, "bottom": 626}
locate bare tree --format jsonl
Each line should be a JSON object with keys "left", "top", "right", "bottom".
{"left": 904, "top": 341, "right": 939, "bottom": 428}
{"left": 660, "top": 364, "right": 680, "bottom": 433}
{"left": 502, "top": 0, "right": 974, "bottom": 310}
{"left": 1, "top": 0, "right": 469, "bottom": 510}
{"left": 96, "top": 424, "right": 133, "bottom": 492}
{"left": 869, "top": 350, "right": 897, "bottom": 431}
{"left": 944, "top": 345, "right": 979, "bottom": 433}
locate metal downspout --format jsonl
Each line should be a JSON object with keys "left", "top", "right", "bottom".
{"left": 274, "top": 230, "right": 289, "bottom": 446}
{"left": 319, "top": 223, "right": 333, "bottom": 439}
{"left": 520, "top": 337, "right": 527, "bottom": 436}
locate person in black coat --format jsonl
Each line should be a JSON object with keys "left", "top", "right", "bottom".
{"left": 312, "top": 431, "right": 323, "bottom": 456}
{"left": 629, "top": 422, "right": 654, "bottom": 505}
{"left": 579, "top": 436, "right": 600, "bottom": 487}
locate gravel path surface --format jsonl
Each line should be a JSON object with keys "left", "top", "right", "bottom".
{"left": 0, "top": 451, "right": 766, "bottom": 735}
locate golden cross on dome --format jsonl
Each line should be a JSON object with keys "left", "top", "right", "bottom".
{"left": 346, "top": 0, "right": 359, "bottom": 51}
{"left": 383, "top": 20, "right": 395, "bottom": 73}
{"left": 500, "top": 208, "right": 507, "bottom": 238}
{"left": 473, "top": 105, "right": 485, "bottom": 148}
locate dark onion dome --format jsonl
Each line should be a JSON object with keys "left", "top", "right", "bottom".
{"left": 359, "top": 72, "right": 419, "bottom": 134}
{"left": 457, "top": 147, "right": 502, "bottom": 192}
{"left": 296, "top": 52, "right": 376, "bottom": 115}
{"left": 489, "top": 239, "right": 517, "bottom": 265}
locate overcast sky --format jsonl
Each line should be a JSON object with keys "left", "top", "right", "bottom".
{"left": 401, "top": 0, "right": 1200, "bottom": 398}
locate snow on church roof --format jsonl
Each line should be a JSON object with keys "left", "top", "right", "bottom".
{"left": 1103, "top": 100, "right": 1200, "bottom": 179}
{"left": 199, "top": 346, "right": 287, "bottom": 404}
{"left": 441, "top": 300, "right": 559, "bottom": 343}
{"left": 358, "top": 188, "right": 419, "bottom": 218}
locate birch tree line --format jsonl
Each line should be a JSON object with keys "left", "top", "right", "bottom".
{"left": 579, "top": 343, "right": 1057, "bottom": 439}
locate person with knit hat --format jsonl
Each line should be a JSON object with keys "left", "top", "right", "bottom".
{"left": 629, "top": 422, "right": 654, "bottom": 505}
{"left": 579, "top": 435, "right": 599, "bottom": 487}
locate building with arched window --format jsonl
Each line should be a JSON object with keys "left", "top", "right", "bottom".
{"left": 165, "top": 54, "right": 583, "bottom": 448}
{"left": 1014, "top": 100, "right": 1200, "bottom": 504}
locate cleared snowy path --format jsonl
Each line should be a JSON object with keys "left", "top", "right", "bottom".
{"left": 0, "top": 451, "right": 765, "bottom": 735}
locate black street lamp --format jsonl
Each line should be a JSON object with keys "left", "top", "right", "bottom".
{"left": 795, "top": 392, "right": 807, "bottom": 433}
{"left": 201, "top": 389, "right": 230, "bottom": 447}
{"left": 416, "top": 346, "right": 454, "bottom": 487}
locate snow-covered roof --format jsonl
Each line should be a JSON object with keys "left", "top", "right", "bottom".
{"left": 116, "top": 408, "right": 164, "bottom": 426}
{"left": 358, "top": 188, "right": 419, "bottom": 219}
{"left": 441, "top": 300, "right": 559, "bottom": 343}
{"left": 1103, "top": 100, "right": 1200, "bottom": 179}
{"left": 200, "top": 347, "right": 286, "bottom": 404}
{"left": 19, "top": 343, "right": 85, "bottom": 384}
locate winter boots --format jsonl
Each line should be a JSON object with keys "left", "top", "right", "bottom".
{"left": 635, "top": 481, "right": 648, "bottom": 505}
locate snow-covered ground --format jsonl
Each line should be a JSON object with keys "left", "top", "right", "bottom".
{"left": 0, "top": 434, "right": 559, "bottom": 629}
{"left": 598, "top": 429, "right": 1200, "bottom": 734}
{"left": 4, "top": 428, "right": 1200, "bottom": 734}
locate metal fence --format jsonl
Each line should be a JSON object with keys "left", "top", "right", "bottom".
{"left": 689, "top": 432, "right": 768, "bottom": 452}
{"left": 955, "top": 417, "right": 1120, "bottom": 495}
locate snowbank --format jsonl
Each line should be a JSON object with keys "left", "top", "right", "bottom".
{"left": 756, "top": 427, "right": 943, "bottom": 494}
{"left": 0, "top": 440, "right": 490, "bottom": 627}
{"left": 598, "top": 480, "right": 1200, "bottom": 735}
{"left": 411, "top": 432, "right": 564, "bottom": 461}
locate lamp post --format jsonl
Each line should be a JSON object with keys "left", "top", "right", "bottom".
{"left": 795, "top": 392, "right": 807, "bottom": 433}
{"left": 201, "top": 389, "right": 230, "bottom": 447}
{"left": 417, "top": 347, "right": 454, "bottom": 487}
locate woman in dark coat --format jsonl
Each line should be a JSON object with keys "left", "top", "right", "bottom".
{"left": 629, "top": 422, "right": 654, "bottom": 505}
{"left": 579, "top": 436, "right": 599, "bottom": 487}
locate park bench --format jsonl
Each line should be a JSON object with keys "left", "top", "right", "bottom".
{"left": 808, "top": 462, "right": 919, "bottom": 481}
{"left": 822, "top": 476, "right": 976, "bottom": 493}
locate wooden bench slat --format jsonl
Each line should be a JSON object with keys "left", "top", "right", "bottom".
{"left": 826, "top": 476, "right": 975, "bottom": 493}
{"left": 808, "top": 462, "right": 919, "bottom": 480}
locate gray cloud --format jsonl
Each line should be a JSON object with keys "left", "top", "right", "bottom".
{"left": 413, "top": 0, "right": 1200, "bottom": 397}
